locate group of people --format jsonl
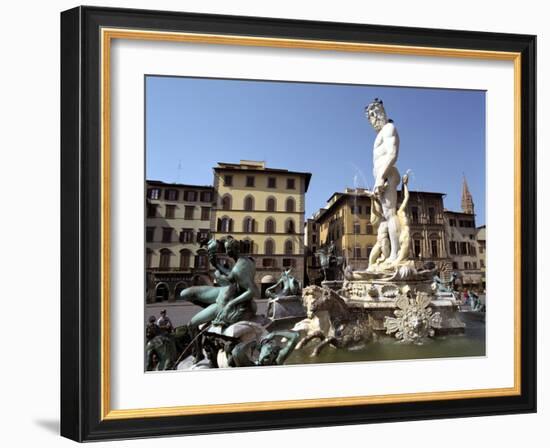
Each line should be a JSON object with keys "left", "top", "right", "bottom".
{"left": 146, "top": 309, "right": 174, "bottom": 341}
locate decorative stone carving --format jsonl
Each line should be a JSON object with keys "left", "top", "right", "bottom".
{"left": 384, "top": 292, "right": 443, "bottom": 343}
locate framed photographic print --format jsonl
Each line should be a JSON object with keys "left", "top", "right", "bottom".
{"left": 60, "top": 6, "right": 536, "bottom": 441}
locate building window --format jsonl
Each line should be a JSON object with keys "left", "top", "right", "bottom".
{"left": 480, "top": 259, "right": 485, "bottom": 268}
{"left": 470, "top": 244, "right": 477, "bottom": 256}
{"left": 159, "top": 249, "right": 172, "bottom": 269}
{"left": 221, "top": 194, "right": 232, "bottom": 211}
{"left": 428, "top": 207, "right": 436, "bottom": 224}
{"left": 286, "top": 178, "right": 295, "bottom": 190}
{"left": 351, "top": 205, "right": 362, "bottom": 214}
{"left": 266, "top": 197, "right": 276, "bottom": 212}
{"left": 283, "top": 258, "right": 296, "bottom": 268}
{"left": 411, "top": 206, "right": 419, "bottom": 224}
{"left": 312, "top": 234, "right": 317, "bottom": 244}
{"left": 147, "top": 204, "right": 158, "bottom": 218}
{"left": 365, "top": 205, "right": 371, "bottom": 216}
{"left": 217, "top": 217, "right": 233, "bottom": 233}
{"left": 472, "top": 261, "right": 477, "bottom": 269}
{"left": 146, "top": 249, "right": 153, "bottom": 268}
{"left": 147, "top": 188, "right": 161, "bottom": 200}
{"left": 224, "top": 175, "right": 233, "bottom": 186}
{"left": 366, "top": 246, "right": 373, "bottom": 259}
{"left": 460, "top": 242, "right": 468, "bottom": 255}
{"left": 284, "top": 240, "right": 294, "bottom": 255}
{"left": 452, "top": 262, "right": 459, "bottom": 270}
{"left": 197, "top": 229, "right": 210, "bottom": 242}
{"left": 285, "top": 197, "right": 295, "bottom": 213}
{"left": 265, "top": 218, "right": 276, "bottom": 234}
{"left": 162, "top": 228, "right": 173, "bottom": 243}
{"left": 244, "top": 195, "right": 254, "bottom": 211}
{"left": 179, "top": 249, "right": 191, "bottom": 269}
{"left": 464, "top": 261, "right": 471, "bottom": 269}
{"left": 285, "top": 219, "right": 295, "bottom": 234}
{"left": 146, "top": 227, "right": 155, "bottom": 242}
{"left": 201, "top": 207, "right": 210, "bottom": 221}
{"left": 183, "top": 190, "right": 197, "bottom": 201}
{"left": 449, "top": 218, "right": 456, "bottom": 227}
{"left": 195, "top": 252, "right": 208, "bottom": 269}
{"left": 366, "top": 224, "right": 374, "bottom": 235}
{"left": 246, "top": 176, "right": 255, "bottom": 187}
{"left": 241, "top": 240, "right": 253, "bottom": 254}
{"left": 460, "top": 220, "right": 474, "bottom": 228}
{"left": 184, "top": 206, "right": 194, "bottom": 220}
{"left": 267, "top": 177, "right": 277, "bottom": 188}
{"left": 165, "top": 189, "right": 179, "bottom": 201}
{"left": 413, "top": 239, "right": 422, "bottom": 258}
{"left": 431, "top": 239, "right": 438, "bottom": 257}
{"left": 179, "top": 229, "right": 193, "bottom": 243}
{"left": 353, "top": 223, "right": 361, "bottom": 234}
{"left": 354, "top": 247, "right": 362, "bottom": 258}
{"left": 263, "top": 258, "right": 276, "bottom": 268}
{"left": 265, "top": 239, "right": 275, "bottom": 255}
{"left": 200, "top": 191, "right": 212, "bottom": 202}
{"left": 243, "top": 217, "right": 255, "bottom": 233}
{"left": 165, "top": 204, "right": 176, "bottom": 219}
{"left": 449, "top": 241, "right": 457, "bottom": 255}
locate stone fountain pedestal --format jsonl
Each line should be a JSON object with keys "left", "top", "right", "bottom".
{"left": 331, "top": 276, "right": 465, "bottom": 335}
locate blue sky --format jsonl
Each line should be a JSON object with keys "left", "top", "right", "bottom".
{"left": 146, "top": 76, "right": 486, "bottom": 225}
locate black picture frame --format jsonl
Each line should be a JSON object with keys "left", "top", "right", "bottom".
{"left": 61, "top": 5, "right": 536, "bottom": 442}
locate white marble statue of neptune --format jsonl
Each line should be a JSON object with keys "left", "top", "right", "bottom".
{"left": 365, "top": 98, "right": 401, "bottom": 264}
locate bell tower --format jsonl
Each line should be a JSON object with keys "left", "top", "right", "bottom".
{"left": 461, "top": 176, "right": 475, "bottom": 214}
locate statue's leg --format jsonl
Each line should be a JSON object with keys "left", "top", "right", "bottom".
{"left": 188, "top": 303, "right": 219, "bottom": 329}
{"left": 179, "top": 286, "right": 219, "bottom": 308}
{"left": 311, "top": 337, "right": 338, "bottom": 357}
{"left": 383, "top": 168, "right": 401, "bottom": 262}
{"left": 296, "top": 331, "right": 324, "bottom": 349}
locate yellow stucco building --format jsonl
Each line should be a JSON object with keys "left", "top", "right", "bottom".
{"left": 315, "top": 188, "right": 378, "bottom": 272}
{"left": 212, "top": 160, "right": 311, "bottom": 296}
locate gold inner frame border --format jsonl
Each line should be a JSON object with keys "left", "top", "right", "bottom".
{"left": 100, "top": 27, "right": 522, "bottom": 421}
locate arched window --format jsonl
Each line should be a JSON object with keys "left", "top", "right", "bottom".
{"left": 266, "top": 197, "right": 276, "bottom": 212}
{"left": 243, "top": 217, "right": 255, "bottom": 233}
{"left": 217, "top": 217, "right": 233, "bottom": 232}
{"left": 265, "top": 217, "right": 276, "bottom": 233}
{"left": 285, "top": 218, "right": 296, "bottom": 234}
{"left": 195, "top": 250, "right": 209, "bottom": 269}
{"left": 241, "top": 239, "right": 254, "bottom": 254}
{"left": 412, "top": 233, "right": 423, "bottom": 258}
{"left": 265, "top": 239, "right": 275, "bottom": 255}
{"left": 285, "top": 197, "right": 296, "bottom": 213}
{"left": 179, "top": 249, "right": 191, "bottom": 269}
{"left": 429, "top": 233, "right": 440, "bottom": 258}
{"left": 155, "top": 283, "right": 169, "bottom": 302}
{"left": 284, "top": 239, "right": 294, "bottom": 255}
{"left": 244, "top": 195, "right": 254, "bottom": 211}
{"left": 221, "top": 194, "right": 232, "bottom": 211}
{"left": 159, "top": 249, "right": 172, "bottom": 269}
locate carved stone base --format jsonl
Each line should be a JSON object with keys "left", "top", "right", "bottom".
{"left": 341, "top": 279, "right": 433, "bottom": 301}
{"left": 345, "top": 298, "right": 465, "bottom": 334}
{"left": 340, "top": 278, "right": 465, "bottom": 334}
{"left": 267, "top": 295, "right": 306, "bottom": 320}
{"left": 321, "top": 280, "right": 344, "bottom": 292}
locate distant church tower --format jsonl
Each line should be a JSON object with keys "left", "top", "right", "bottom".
{"left": 461, "top": 176, "right": 475, "bottom": 214}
